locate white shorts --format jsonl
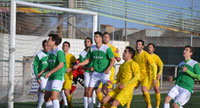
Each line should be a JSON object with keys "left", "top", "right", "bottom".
{"left": 168, "top": 85, "right": 191, "bottom": 106}
{"left": 89, "top": 71, "right": 111, "bottom": 88}
{"left": 40, "top": 77, "right": 48, "bottom": 92}
{"left": 45, "top": 80, "right": 64, "bottom": 92}
{"left": 84, "top": 72, "right": 92, "bottom": 88}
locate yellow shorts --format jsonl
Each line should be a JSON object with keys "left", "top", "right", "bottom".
{"left": 62, "top": 72, "right": 73, "bottom": 90}
{"left": 134, "top": 75, "right": 149, "bottom": 88}
{"left": 98, "top": 67, "right": 115, "bottom": 89}
{"left": 108, "top": 84, "right": 135, "bottom": 106}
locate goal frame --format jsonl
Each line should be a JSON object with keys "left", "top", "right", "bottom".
{"left": 9, "top": 1, "right": 98, "bottom": 108}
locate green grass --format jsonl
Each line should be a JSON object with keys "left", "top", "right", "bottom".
{"left": 1, "top": 92, "right": 200, "bottom": 108}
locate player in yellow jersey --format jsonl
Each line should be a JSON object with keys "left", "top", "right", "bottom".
{"left": 101, "top": 46, "right": 140, "bottom": 108}
{"left": 131, "top": 40, "right": 157, "bottom": 108}
{"left": 147, "top": 43, "right": 163, "bottom": 108}
{"left": 96, "top": 32, "right": 121, "bottom": 108}
{"left": 103, "top": 32, "right": 121, "bottom": 93}
{"left": 61, "top": 41, "right": 76, "bottom": 108}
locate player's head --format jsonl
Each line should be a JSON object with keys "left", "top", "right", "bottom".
{"left": 48, "top": 34, "right": 62, "bottom": 47}
{"left": 123, "top": 46, "right": 135, "bottom": 60}
{"left": 94, "top": 31, "right": 103, "bottom": 44}
{"left": 42, "top": 40, "right": 50, "bottom": 52}
{"left": 147, "top": 43, "right": 155, "bottom": 54}
{"left": 183, "top": 45, "right": 194, "bottom": 58}
{"left": 84, "top": 37, "right": 93, "bottom": 48}
{"left": 136, "top": 40, "right": 144, "bottom": 51}
{"left": 103, "top": 32, "right": 110, "bottom": 44}
{"left": 62, "top": 41, "right": 70, "bottom": 52}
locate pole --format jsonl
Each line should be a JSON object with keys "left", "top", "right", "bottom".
{"left": 8, "top": 0, "right": 16, "bottom": 108}
{"left": 190, "top": 0, "right": 193, "bottom": 46}
{"left": 93, "top": 15, "right": 98, "bottom": 43}
{"left": 125, "top": 0, "right": 127, "bottom": 41}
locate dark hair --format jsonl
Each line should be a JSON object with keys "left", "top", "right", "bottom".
{"left": 48, "top": 34, "right": 62, "bottom": 46}
{"left": 42, "top": 40, "right": 47, "bottom": 47}
{"left": 147, "top": 43, "right": 155, "bottom": 49}
{"left": 126, "top": 46, "right": 135, "bottom": 59}
{"left": 85, "top": 37, "right": 93, "bottom": 44}
{"left": 136, "top": 40, "right": 144, "bottom": 46}
{"left": 94, "top": 31, "right": 103, "bottom": 38}
{"left": 103, "top": 32, "right": 110, "bottom": 36}
{"left": 185, "top": 45, "right": 194, "bottom": 53}
{"left": 63, "top": 41, "right": 70, "bottom": 47}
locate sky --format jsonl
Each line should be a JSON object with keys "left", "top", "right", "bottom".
{"left": 99, "top": 0, "right": 200, "bottom": 30}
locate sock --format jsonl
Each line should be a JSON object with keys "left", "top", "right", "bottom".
{"left": 97, "top": 100, "right": 101, "bottom": 107}
{"left": 46, "top": 101, "right": 53, "bottom": 108}
{"left": 84, "top": 97, "right": 88, "bottom": 108}
{"left": 37, "top": 92, "right": 44, "bottom": 108}
{"left": 97, "top": 92, "right": 104, "bottom": 102}
{"left": 61, "top": 90, "right": 68, "bottom": 106}
{"left": 164, "top": 103, "right": 170, "bottom": 108}
{"left": 67, "top": 94, "right": 72, "bottom": 108}
{"left": 143, "top": 91, "right": 152, "bottom": 107}
{"left": 155, "top": 93, "right": 161, "bottom": 108}
{"left": 52, "top": 100, "right": 59, "bottom": 108}
{"left": 88, "top": 97, "right": 93, "bottom": 108}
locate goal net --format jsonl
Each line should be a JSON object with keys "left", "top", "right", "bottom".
{"left": 0, "top": 0, "right": 97, "bottom": 105}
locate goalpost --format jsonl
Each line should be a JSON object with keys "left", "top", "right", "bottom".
{"left": 9, "top": 0, "right": 98, "bottom": 108}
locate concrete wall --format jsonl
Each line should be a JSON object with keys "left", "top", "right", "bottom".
{"left": 127, "top": 29, "right": 200, "bottom": 47}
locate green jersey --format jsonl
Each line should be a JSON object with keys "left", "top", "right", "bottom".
{"left": 175, "top": 59, "right": 200, "bottom": 92}
{"left": 48, "top": 48, "right": 66, "bottom": 81}
{"left": 33, "top": 50, "right": 49, "bottom": 79}
{"left": 86, "top": 44, "right": 114, "bottom": 73}
{"left": 79, "top": 50, "right": 93, "bottom": 72}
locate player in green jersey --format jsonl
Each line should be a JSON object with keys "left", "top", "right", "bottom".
{"left": 38, "top": 34, "right": 66, "bottom": 108}
{"left": 164, "top": 45, "right": 200, "bottom": 108}
{"left": 73, "top": 31, "right": 115, "bottom": 108}
{"left": 33, "top": 40, "right": 50, "bottom": 108}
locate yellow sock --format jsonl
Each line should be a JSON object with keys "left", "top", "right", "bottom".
{"left": 155, "top": 93, "right": 160, "bottom": 108}
{"left": 143, "top": 91, "right": 151, "bottom": 107}
{"left": 97, "top": 92, "right": 104, "bottom": 102}
{"left": 67, "top": 94, "right": 72, "bottom": 108}
{"left": 111, "top": 106, "right": 117, "bottom": 108}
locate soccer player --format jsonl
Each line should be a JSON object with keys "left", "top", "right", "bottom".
{"left": 147, "top": 43, "right": 163, "bottom": 108}
{"left": 37, "top": 34, "right": 66, "bottom": 108}
{"left": 33, "top": 40, "right": 50, "bottom": 108}
{"left": 61, "top": 41, "right": 76, "bottom": 108}
{"left": 96, "top": 32, "right": 121, "bottom": 107}
{"left": 79, "top": 37, "right": 93, "bottom": 108}
{"left": 164, "top": 45, "right": 200, "bottom": 108}
{"left": 101, "top": 46, "right": 140, "bottom": 108}
{"left": 103, "top": 32, "right": 121, "bottom": 92}
{"left": 132, "top": 40, "right": 157, "bottom": 108}
{"left": 73, "top": 31, "right": 115, "bottom": 108}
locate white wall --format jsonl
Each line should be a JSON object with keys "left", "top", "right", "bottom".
{"left": 0, "top": 34, "right": 129, "bottom": 88}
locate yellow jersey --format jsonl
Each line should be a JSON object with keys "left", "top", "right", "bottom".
{"left": 113, "top": 59, "right": 140, "bottom": 87}
{"left": 133, "top": 50, "right": 157, "bottom": 79}
{"left": 107, "top": 44, "right": 120, "bottom": 58}
{"left": 65, "top": 52, "right": 76, "bottom": 69}
{"left": 149, "top": 53, "right": 163, "bottom": 76}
